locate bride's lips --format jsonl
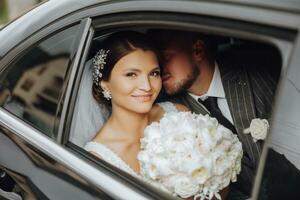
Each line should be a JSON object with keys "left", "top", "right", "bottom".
{"left": 132, "top": 94, "right": 153, "bottom": 102}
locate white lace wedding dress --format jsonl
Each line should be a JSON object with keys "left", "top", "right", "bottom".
{"left": 84, "top": 102, "right": 178, "bottom": 185}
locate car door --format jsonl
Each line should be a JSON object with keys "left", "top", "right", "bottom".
{"left": 0, "top": 16, "right": 116, "bottom": 199}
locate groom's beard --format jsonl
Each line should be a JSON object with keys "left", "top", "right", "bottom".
{"left": 164, "top": 64, "right": 199, "bottom": 95}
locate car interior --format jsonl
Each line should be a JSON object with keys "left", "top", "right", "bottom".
{"left": 70, "top": 28, "right": 282, "bottom": 148}
{"left": 67, "top": 27, "right": 298, "bottom": 200}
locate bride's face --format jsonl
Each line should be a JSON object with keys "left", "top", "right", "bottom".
{"left": 101, "top": 49, "right": 162, "bottom": 113}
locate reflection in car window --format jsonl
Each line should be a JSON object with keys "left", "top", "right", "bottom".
{"left": 0, "top": 24, "right": 80, "bottom": 138}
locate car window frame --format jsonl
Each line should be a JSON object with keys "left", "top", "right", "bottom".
{"left": 0, "top": 23, "right": 85, "bottom": 139}
{"left": 54, "top": 18, "right": 93, "bottom": 142}
{"left": 63, "top": 11, "right": 297, "bottom": 200}
{"left": 0, "top": 17, "right": 93, "bottom": 142}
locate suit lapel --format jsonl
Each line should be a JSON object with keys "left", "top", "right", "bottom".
{"left": 220, "top": 65, "right": 261, "bottom": 166}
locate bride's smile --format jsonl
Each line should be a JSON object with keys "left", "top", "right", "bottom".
{"left": 131, "top": 93, "right": 153, "bottom": 103}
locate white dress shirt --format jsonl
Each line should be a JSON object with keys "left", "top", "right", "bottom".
{"left": 188, "top": 63, "right": 234, "bottom": 124}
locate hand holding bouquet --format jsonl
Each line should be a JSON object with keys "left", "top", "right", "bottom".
{"left": 138, "top": 112, "right": 243, "bottom": 200}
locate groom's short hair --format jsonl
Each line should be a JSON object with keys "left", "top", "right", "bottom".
{"left": 148, "top": 29, "right": 217, "bottom": 63}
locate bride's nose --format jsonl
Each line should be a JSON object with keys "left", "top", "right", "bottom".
{"left": 138, "top": 76, "right": 151, "bottom": 91}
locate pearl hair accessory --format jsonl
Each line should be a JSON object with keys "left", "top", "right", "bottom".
{"left": 92, "top": 49, "right": 110, "bottom": 86}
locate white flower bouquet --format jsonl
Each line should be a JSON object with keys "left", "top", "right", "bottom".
{"left": 138, "top": 112, "right": 243, "bottom": 200}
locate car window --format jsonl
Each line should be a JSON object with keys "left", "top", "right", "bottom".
{"left": 68, "top": 25, "right": 285, "bottom": 200}
{"left": 256, "top": 46, "right": 300, "bottom": 199}
{"left": 0, "top": 24, "right": 80, "bottom": 138}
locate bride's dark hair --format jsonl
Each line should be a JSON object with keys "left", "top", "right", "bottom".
{"left": 92, "top": 31, "right": 158, "bottom": 105}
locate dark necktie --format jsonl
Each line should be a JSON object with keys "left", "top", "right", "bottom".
{"left": 200, "top": 97, "right": 254, "bottom": 170}
{"left": 199, "top": 97, "right": 237, "bottom": 134}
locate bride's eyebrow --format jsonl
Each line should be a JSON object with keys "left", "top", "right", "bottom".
{"left": 123, "top": 68, "right": 141, "bottom": 73}
{"left": 123, "top": 67, "right": 160, "bottom": 73}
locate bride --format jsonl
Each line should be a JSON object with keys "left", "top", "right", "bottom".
{"left": 84, "top": 31, "right": 228, "bottom": 199}
{"left": 85, "top": 31, "right": 188, "bottom": 172}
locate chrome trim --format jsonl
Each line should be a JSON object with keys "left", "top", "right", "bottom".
{"left": 62, "top": 25, "right": 95, "bottom": 144}
{"left": 57, "top": 18, "right": 92, "bottom": 143}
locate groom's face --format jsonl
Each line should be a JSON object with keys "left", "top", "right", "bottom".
{"left": 161, "top": 47, "right": 199, "bottom": 95}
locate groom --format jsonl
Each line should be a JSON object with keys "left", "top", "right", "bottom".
{"left": 151, "top": 30, "right": 279, "bottom": 199}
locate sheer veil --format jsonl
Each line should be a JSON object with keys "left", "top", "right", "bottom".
{"left": 70, "top": 60, "right": 110, "bottom": 147}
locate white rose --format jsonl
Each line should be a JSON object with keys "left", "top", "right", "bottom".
{"left": 191, "top": 166, "right": 210, "bottom": 184}
{"left": 195, "top": 132, "right": 211, "bottom": 154}
{"left": 174, "top": 177, "right": 199, "bottom": 198}
{"left": 178, "top": 152, "right": 204, "bottom": 175}
{"left": 200, "top": 128, "right": 217, "bottom": 150}
{"left": 179, "top": 115, "right": 198, "bottom": 134}
{"left": 153, "top": 157, "right": 173, "bottom": 176}
{"left": 217, "top": 125, "right": 233, "bottom": 140}
{"left": 144, "top": 123, "right": 161, "bottom": 141}
{"left": 243, "top": 118, "right": 269, "bottom": 142}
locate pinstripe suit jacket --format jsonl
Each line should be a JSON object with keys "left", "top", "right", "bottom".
{"left": 170, "top": 57, "right": 277, "bottom": 196}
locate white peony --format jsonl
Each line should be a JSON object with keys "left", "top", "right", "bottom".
{"left": 174, "top": 177, "right": 199, "bottom": 198}
{"left": 243, "top": 118, "right": 269, "bottom": 142}
{"left": 138, "top": 112, "right": 243, "bottom": 200}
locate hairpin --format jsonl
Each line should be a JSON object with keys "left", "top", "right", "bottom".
{"left": 92, "top": 49, "right": 110, "bottom": 86}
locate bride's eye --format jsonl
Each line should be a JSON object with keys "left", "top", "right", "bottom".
{"left": 150, "top": 70, "right": 161, "bottom": 77}
{"left": 125, "top": 72, "right": 137, "bottom": 77}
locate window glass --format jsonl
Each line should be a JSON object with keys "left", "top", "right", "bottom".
{"left": 0, "top": 24, "right": 80, "bottom": 138}
{"left": 257, "top": 66, "right": 300, "bottom": 199}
